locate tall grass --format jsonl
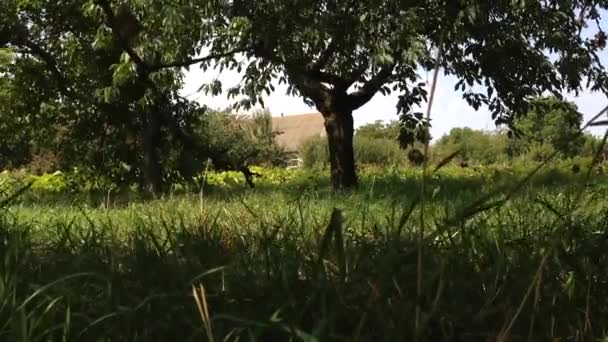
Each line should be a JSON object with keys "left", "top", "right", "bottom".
{"left": 2, "top": 167, "right": 608, "bottom": 341}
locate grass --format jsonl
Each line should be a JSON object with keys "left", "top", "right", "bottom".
{"left": 2, "top": 164, "right": 608, "bottom": 341}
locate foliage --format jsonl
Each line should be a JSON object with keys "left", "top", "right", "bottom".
{"left": 434, "top": 127, "right": 508, "bottom": 165}
{"left": 354, "top": 136, "right": 404, "bottom": 166}
{"left": 407, "top": 148, "right": 425, "bottom": 166}
{"left": 581, "top": 133, "right": 608, "bottom": 159}
{"left": 355, "top": 120, "right": 401, "bottom": 141}
{"left": 507, "top": 97, "right": 585, "bottom": 158}
{"left": 196, "top": 109, "right": 289, "bottom": 171}
{"left": 300, "top": 135, "right": 329, "bottom": 169}
{"left": 521, "top": 142, "right": 558, "bottom": 162}
{"left": 300, "top": 135, "right": 405, "bottom": 168}
{"left": 0, "top": 0, "right": 251, "bottom": 192}
{"left": 219, "top": 0, "right": 608, "bottom": 120}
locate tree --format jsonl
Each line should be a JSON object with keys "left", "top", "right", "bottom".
{"left": 0, "top": 68, "right": 33, "bottom": 169}
{"left": 209, "top": 0, "right": 608, "bottom": 189}
{"left": 0, "top": 0, "right": 249, "bottom": 194}
{"left": 506, "top": 97, "right": 584, "bottom": 158}
{"left": 356, "top": 120, "right": 400, "bottom": 141}
{"left": 434, "top": 127, "right": 508, "bottom": 165}
{"left": 192, "top": 109, "right": 287, "bottom": 187}
{"left": 581, "top": 133, "right": 608, "bottom": 160}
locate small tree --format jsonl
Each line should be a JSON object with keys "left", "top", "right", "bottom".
{"left": 193, "top": 110, "right": 288, "bottom": 186}
{"left": 506, "top": 97, "right": 584, "bottom": 158}
{"left": 434, "top": 127, "right": 508, "bottom": 165}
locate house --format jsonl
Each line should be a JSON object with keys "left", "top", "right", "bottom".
{"left": 271, "top": 112, "right": 326, "bottom": 152}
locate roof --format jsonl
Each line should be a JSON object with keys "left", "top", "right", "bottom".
{"left": 272, "top": 112, "right": 326, "bottom": 152}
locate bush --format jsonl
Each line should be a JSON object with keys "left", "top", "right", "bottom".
{"left": 300, "top": 136, "right": 328, "bottom": 169}
{"left": 300, "top": 136, "right": 404, "bottom": 168}
{"left": 354, "top": 136, "right": 404, "bottom": 165}
{"left": 433, "top": 128, "right": 508, "bottom": 165}
{"left": 523, "top": 143, "right": 556, "bottom": 162}
{"left": 507, "top": 96, "right": 584, "bottom": 158}
{"left": 194, "top": 110, "right": 289, "bottom": 172}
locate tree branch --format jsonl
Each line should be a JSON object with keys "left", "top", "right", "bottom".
{"left": 304, "top": 40, "right": 351, "bottom": 89}
{"left": 310, "top": 39, "right": 337, "bottom": 71}
{"left": 22, "top": 41, "right": 75, "bottom": 98}
{"left": 346, "top": 56, "right": 371, "bottom": 86}
{"left": 284, "top": 68, "right": 333, "bottom": 110}
{"left": 252, "top": 36, "right": 339, "bottom": 109}
{"left": 347, "top": 63, "right": 396, "bottom": 110}
{"left": 148, "top": 46, "right": 254, "bottom": 72}
{"left": 307, "top": 69, "right": 348, "bottom": 88}
{"left": 96, "top": 0, "right": 249, "bottom": 79}
{"left": 95, "top": 0, "right": 147, "bottom": 68}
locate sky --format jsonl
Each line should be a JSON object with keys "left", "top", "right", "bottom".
{"left": 179, "top": 49, "right": 608, "bottom": 141}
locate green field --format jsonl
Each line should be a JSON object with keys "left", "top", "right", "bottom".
{"left": 2, "top": 164, "right": 608, "bottom": 341}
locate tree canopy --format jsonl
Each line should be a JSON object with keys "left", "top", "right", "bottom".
{"left": 434, "top": 127, "right": 508, "bottom": 165}
{"left": 507, "top": 96, "right": 585, "bottom": 158}
{"left": 356, "top": 120, "right": 401, "bottom": 141}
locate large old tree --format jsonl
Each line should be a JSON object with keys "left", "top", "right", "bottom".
{"left": 209, "top": 0, "right": 608, "bottom": 189}
{"left": 0, "top": 0, "right": 250, "bottom": 193}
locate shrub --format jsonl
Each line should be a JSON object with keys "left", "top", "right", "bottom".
{"left": 433, "top": 127, "right": 508, "bottom": 165}
{"left": 507, "top": 96, "right": 584, "bottom": 158}
{"left": 523, "top": 143, "right": 556, "bottom": 162}
{"left": 354, "top": 136, "right": 404, "bottom": 166}
{"left": 194, "top": 110, "right": 289, "bottom": 171}
{"left": 300, "top": 136, "right": 328, "bottom": 169}
{"left": 300, "top": 136, "right": 404, "bottom": 168}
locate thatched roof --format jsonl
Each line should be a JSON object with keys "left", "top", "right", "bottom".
{"left": 272, "top": 113, "right": 326, "bottom": 152}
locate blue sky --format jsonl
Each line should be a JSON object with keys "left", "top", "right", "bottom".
{"left": 180, "top": 44, "right": 608, "bottom": 140}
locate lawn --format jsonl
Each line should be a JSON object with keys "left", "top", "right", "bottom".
{"left": 1, "top": 164, "right": 608, "bottom": 341}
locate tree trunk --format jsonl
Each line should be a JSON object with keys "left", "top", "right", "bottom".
{"left": 141, "top": 110, "right": 163, "bottom": 196}
{"left": 323, "top": 110, "right": 358, "bottom": 190}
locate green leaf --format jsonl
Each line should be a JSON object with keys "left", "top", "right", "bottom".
{"left": 0, "top": 48, "right": 15, "bottom": 65}
{"left": 112, "top": 62, "right": 136, "bottom": 87}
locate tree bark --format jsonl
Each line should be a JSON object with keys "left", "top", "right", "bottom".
{"left": 141, "top": 110, "right": 163, "bottom": 196}
{"left": 322, "top": 110, "right": 358, "bottom": 190}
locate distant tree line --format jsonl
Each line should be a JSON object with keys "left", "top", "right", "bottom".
{"left": 301, "top": 97, "right": 606, "bottom": 168}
